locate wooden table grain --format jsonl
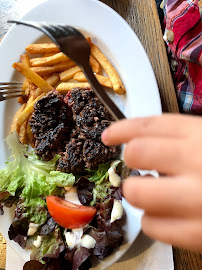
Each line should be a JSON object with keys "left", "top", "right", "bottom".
{"left": 0, "top": 0, "right": 201, "bottom": 269}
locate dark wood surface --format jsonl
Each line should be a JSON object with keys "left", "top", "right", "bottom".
{"left": 0, "top": 0, "right": 201, "bottom": 269}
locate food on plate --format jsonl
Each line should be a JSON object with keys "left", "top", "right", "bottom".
{"left": 0, "top": 38, "right": 133, "bottom": 270}
{"left": 26, "top": 43, "right": 60, "bottom": 54}
{"left": 90, "top": 42, "right": 126, "bottom": 95}
{"left": 46, "top": 196, "right": 97, "bottom": 229}
{"left": 73, "top": 72, "right": 113, "bottom": 88}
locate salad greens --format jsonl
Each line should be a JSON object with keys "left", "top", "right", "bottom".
{"left": 0, "top": 132, "right": 75, "bottom": 224}
{"left": 88, "top": 160, "right": 122, "bottom": 206}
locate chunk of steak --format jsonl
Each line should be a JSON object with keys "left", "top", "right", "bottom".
{"left": 29, "top": 91, "right": 73, "bottom": 160}
{"left": 58, "top": 139, "right": 85, "bottom": 173}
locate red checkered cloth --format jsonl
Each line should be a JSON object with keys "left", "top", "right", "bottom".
{"left": 163, "top": 0, "right": 202, "bottom": 113}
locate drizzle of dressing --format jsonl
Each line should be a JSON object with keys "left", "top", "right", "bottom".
{"left": 27, "top": 223, "right": 39, "bottom": 236}
{"left": 64, "top": 228, "right": 83, "bottom": 249}
{"left": 110, "top": 199, "right": 123, "bottom": 223}
{"left": 33, "top": 235, "right": 43, "bottom": 248}
{"left": 108, "top": 167, "right": 121, "bottom": 187}
{"left": 77, "top": 235, "right": 96, "bottom": 249}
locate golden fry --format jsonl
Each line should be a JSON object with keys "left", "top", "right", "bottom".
{"left": 59, "top": 66, "right": 81, "bottom": 81}
{"left": 20, "top": 54, "right": 31, "bottom": 67}
{"left": 31, "top": 61, "right": 75, "bottom": 76}
{"left": 90, "top": 55, "right": 100, "bottom": 74}
{"left": 33, "top": 74, "right": 60, "bottom": 98}
{"left": 18, "top": 121, "right": 28, "bottom": 144}
{"left": 26, "top": 43, "right": 60, "bottom": 54}
{"left": 42, "top": 52, "right": 57, "bottom": 57}
{"left": 18, "top": 93, "right": 45, "bottom": 125}
{"left": 27, "top": 122, "right": 35, "bottom": 148}
{"left": 13, "top": 62, "right": 53, "bottom": 93}
{"left": 56, "top": 82, "right": 90, "bottom": 94}
{"left": 22, "top": 78, "right": 30, "bottom": 91}
{"left": 10, "top": 104, "right": 26, "bottom": 134}
{"left": 73, "top": 72, "right": 112, "bottom": 88}
{"left": 30, "top": 52, "right": 70, "bottom": 67}
{"left": 90, "top": 43, "right": 126, "bottom": 95}
{"left": 27, "top": 95, "right": 35, "bottom": 105}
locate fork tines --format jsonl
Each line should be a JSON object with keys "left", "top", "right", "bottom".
{"left": 0, "top": 82, "right": 23, "bottom": 101}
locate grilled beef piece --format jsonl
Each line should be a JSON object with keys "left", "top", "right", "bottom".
{"left": 67, "top": 87, "right": 94, "bottom": 114}
{"left": 79, "top": 120, "right": 111, "bottom": 141}
{"left": 29, "top": 91, "right": 73, "bottom": 160}
{"left": 31, "top": 88, "right": 120, "bottom": 171}
{"left": 58, "top": 88, "right": 120, "bottom": 172}
{"left": 58, "top": 139, "right": 85, "bottom": 173}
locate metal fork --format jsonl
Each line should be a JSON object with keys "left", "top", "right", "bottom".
{"left": 8, "top": 20, "right": 125, "bottom": 121}
{"left": 0, "top": 82, "right": 23, "bottom": 101}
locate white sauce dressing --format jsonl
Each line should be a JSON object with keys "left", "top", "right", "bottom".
{"left": 33, "top": 235, "right": 43, "bottom": 248}
{"left": 64, "top": 228, "right": 83, "bottom": 249}
{"left": 27, "top": 223, "right": 39, "bottom": 236}
{"left": 77, "top": 235, "right": 96, "bottom": 249}
{"left": 110, "top": 199, "right": 123, "bottom": 223}
{"left": 108, "top": 167, "right": 121, "bottom": 187}
{"left": 65, "top": 186, "right": 81, "bottom": 205}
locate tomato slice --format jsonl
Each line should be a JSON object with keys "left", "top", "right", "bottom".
{"left": 46, "top": 196, "right": 97, "bottom": 229}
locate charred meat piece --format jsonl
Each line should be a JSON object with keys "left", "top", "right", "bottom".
{"left": 67, "top": 87, "right": 94, "bottom": 114}
{"left": 30, "top": 91, "right": 73, "bottom": 160}
{"left": 58, "top": 139, "right": 85, "bottom": 173}
{"left": 83, "top": 140, "right": 109, "bottom": 169}
{"left": 79, "top": 120, "right": 111, "bottom": 141}
{"left": 76, "top": 98, "right": 112, "bottom": 127}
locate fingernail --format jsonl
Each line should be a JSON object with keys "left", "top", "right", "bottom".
{"left": 101, "top": 129, "right": 108, "bottom": 144}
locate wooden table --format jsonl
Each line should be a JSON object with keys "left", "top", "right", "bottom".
{"left": 0, "top": 0, "right": 201, "bottom": 269}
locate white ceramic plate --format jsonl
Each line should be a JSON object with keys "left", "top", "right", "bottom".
{"left": 0, "top": 0, "right": 162, "bottom": 269}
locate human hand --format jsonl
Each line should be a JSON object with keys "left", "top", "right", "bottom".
{"left": 102, "top": 114, "right": 202, "bottom": 252}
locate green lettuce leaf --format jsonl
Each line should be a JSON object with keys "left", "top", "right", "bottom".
{"left": 88, "top": 161, "right": 111, "bottom": 184}
{"left": 89, "top": 160, "right": 122, "bottom": 205}
{"left": 30, "top": 227, "right": 65, "bottom": 263}
{"left": 0, "top": 132, "right": 75, "bottom": 224}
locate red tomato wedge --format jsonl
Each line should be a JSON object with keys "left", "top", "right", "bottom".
{"left": 46, "top": 196, "right": 97, "bottom": 229}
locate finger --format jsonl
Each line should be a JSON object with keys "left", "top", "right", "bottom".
{"left": 123, "top": 137, "right": 186, "bottom": 175}
{"left": 101, "top": 114, "right": 198, "bottom": 146}
{"left": 123, "top": 177, "right": 202, "bottom": 218}
{"left": 142, "top": 215, "right": 202, "bottom": 252}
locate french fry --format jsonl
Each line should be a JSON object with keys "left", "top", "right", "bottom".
{"left": 18, "top": 121, "right": 28, "bottom": 144}
{"left": 33, "top": 74, "right": 60, "bottom": 98}
{"left": 22, "top": 78, "right": 30, "bottom": 91}
{"left": 73, "top": 72, "right": 112, "bottom": 88}
{"left": 31, "top": 61, "right": 76, "bottom": 76}
{"left": 56, "top": 82, "right": 90, "bottom": 94}
{"left": 20, "top": 54, "right": 31, "bottom": 67}
{"left": 42, "top": 52, "right": 57, "bottom": 58}
{"left": 27, "top": 121, "right": 35, "bottom": 148}
{"left": 26, "top": 43, "right": 60, "bottom": 54}
{"left": 90, "top": 43, "right": 126, "bottom": 95}
{"left": 13, "top": 62, "right": 53, "bottom": 93}
{"left": 27, "top": 95, "right": 35, "bottom": 105}
{"left": 17, "top": 96, "right": 26, "bottom": 104}
{"left": 89, "top": 55, "right": 100, "bottom": 74}
{"left": 10, "top": 104, "right": 26, "bottom": 134}
{"left": 30, "top": 52, "right": 70, "bottom": 67}
{"left": 18, "top": 93, "right": 45, "bottom": 125}
{"left": 59, "top": 56, "right": 99, "bottom": 81}
{"left": 86, "top": 37, "right": 92, "bottom": 44}
{"left": 59, "top": 66, "right": 81, "bottom": 81}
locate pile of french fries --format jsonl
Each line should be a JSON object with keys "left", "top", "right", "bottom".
{"left": 10, "top": 37, "right": 126, "bottom": 146}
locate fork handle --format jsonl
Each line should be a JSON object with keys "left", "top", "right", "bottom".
{"left": 82, "top": 63, "right": 126, "bottom": 121}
